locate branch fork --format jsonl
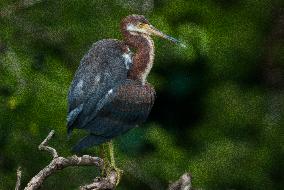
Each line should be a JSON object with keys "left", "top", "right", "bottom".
{"left": 15, "top": 130, "right": 120, "bottom": 190}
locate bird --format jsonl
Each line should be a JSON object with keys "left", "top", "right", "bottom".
{"left": 67, "top": 15, "right": 181, "bottom": 159}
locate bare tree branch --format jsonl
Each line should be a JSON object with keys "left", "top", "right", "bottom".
{"left": 15, "top": 130, "right": 196, "bottom": 190}
{"left": 14, "top": 130, "right": 122, "bottom": 190}
{"left": 24, "top": 155, "right": 103, "bottom": 190}
{"left": 15, "top": 167, "right": 22, "bottom": 190}
{"left": 168, "top": 173, "right": 192, "bottom": 190}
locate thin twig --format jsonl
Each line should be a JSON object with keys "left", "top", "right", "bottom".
{"left": 38, "top": 130, "right": 58, "bottom": 158}
{"left": 15, "top": 167, "right": 22, "bottom": 190}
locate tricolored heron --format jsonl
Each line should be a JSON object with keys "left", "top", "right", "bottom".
{"left": 67, "top": 14, "right": 181, "bottom": 174}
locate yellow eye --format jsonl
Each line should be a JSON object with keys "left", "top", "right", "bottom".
{"left": 138, "top": 23, "right": 145, "bottom": 28}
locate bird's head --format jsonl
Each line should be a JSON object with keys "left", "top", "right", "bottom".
{"left": 121, "top": 14, "right": 181, "bottom": 44}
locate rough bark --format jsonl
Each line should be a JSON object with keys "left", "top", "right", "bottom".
{"left": 168, "top": 173, "right": 193, "bottom": 190}
{"left": 80, "top": 170, "right": 118, "bottom": 190}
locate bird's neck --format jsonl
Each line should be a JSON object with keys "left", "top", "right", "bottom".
{"left": 125, "top": 34, "right": 154, "bottom": 85}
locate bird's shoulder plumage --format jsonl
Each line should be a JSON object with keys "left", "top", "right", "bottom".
{"left": 67, "top": 39, "right": 132, "bottom": 131}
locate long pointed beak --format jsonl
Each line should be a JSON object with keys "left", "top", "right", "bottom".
{"left": 148, "top": 25, "right": 181, "bottom": 44}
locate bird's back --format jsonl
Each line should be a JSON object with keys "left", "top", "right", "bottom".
{"left": 67, "top": 39, "right": 131, "bottom": 131}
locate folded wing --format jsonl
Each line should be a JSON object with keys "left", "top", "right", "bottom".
{"left": 67, "top": 39, "right": 130, "bottom": 133}
{"left": 72, "top": 79, "right": 156, "bottom": 151}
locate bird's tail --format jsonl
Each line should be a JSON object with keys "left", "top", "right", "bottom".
{"left": 72, "top": 134, "right": 110, "bottom": 152}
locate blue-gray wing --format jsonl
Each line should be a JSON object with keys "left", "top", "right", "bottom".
{"left": 67, "top": 39, "right": 131, "bottom": 133}
{"left": 72, "top": 79, "right": 156, "bottom": 151}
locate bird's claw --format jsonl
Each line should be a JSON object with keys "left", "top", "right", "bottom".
{"left": 109, "top": 165, "right": 123, "bottom": 186}
{"left": 100, "top": 162, "right": 123, "bottom": 186}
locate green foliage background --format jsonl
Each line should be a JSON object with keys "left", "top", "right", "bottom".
{"left": 0, "top": 0, "right": 283, "bottom": 189}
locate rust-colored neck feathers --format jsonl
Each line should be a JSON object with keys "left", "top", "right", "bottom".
{"left": 121, "top": 20, "right": 154, "bottom": 84}
{"left": 125, "top": 33, "right": 154, "bottom": 84}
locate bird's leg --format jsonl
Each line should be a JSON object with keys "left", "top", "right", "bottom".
{"left": 99, "top": 144, "right": 109, "bottom": 177}
{"left": 107, "top": 140, "right": 123, "bottom": 185}
{"left": 108, "top": 141, "right": 116, "bottom": 167}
